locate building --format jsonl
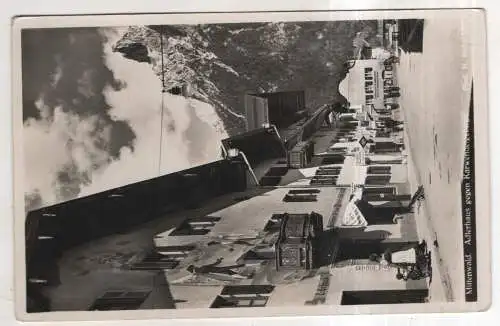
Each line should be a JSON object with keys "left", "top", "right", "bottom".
{"left": 338, "top": 56, "right": 400, "bottom": 113}
{"left": 24, "top": 42, "right": 432, "bottom": 313}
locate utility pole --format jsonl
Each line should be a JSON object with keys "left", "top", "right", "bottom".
{"left": 160, "top": 25, "right": 165, "bottom": 93}
{"left": 158, "top": 26, "right": 165, "bottom": 174}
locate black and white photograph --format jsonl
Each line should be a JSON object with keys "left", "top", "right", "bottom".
{"left": 11, "top": 9, "right": 490, "bottom": 321}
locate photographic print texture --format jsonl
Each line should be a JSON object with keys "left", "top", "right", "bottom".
{"left": 12, "top": 9, "right": 490, "bottom": 321}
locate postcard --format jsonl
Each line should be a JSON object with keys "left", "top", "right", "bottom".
{"left": 11, "top": 8, "right": 490, "bottom": 322}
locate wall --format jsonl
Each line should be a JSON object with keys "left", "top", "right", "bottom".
{"left": 25, "top": 158, "right": 248, "bottom": 285}
{"left": 266, "top": 260, "right": 427, "bottom": 307}
{"left": 325, "top": 263, "right": 427, "bottom": 305}
{"left": 197, "top": 186, "right": 343, "bottom": 238}
{"left": 336, "top": 217, "right": 419, "bottom": 243}
{"left": 266, "top": 276, "right": 320, "bottom": 307}
{"left": 43, "top": 269, "right": 173, "bottom": 312}
{"left": 169, "top": 285, "right": 223, "bottom": 309}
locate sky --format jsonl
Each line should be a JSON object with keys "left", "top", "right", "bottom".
{"left": 21, "top": 26, "right": 227, "bottom": 211}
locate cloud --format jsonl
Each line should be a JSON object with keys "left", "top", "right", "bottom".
{"left": 24, "top": 103, "right": 114, "bottom": 208}
{"left": 22, "top": 28, "right": 136, "bottom": 211}
{"left": 23, "top": 26, "right": 228, "bottom": 211}
{"left": 80, "top": 28, "right": 228, "bottom": 196}
{"left": 77, "top": 27, "right": 164, "bottom": 195}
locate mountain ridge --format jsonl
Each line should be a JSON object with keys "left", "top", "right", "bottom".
{"left": 113, "top": 21, "right": 379, "bottom": 135}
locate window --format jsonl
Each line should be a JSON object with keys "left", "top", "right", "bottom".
{"left": 363, "top": 186, "right": 395, "bottom": 195}
{"left": 376, "top": 131, "right": 391, "bottom": 137}
{"left": 316, "top": 167, "right": 342, "bottom": 176}
{"left": 131, "top": 251, "right": 180, "bottom": 271}
{"left": 310, "top": 176, "right": 337, "bottom": 186}
{"left": 283, "top": 193, "right": 318, "bottom": 202}
{"left": 211, "top": 285, "right": 275, "bottom": 308}
{"left": 364, "top": 67, "right": 373, "bottom": 73}
{"left": 89, "top": 290, "right": 151, "bottom": 311}
{"left": 367, "top": 166, "right": 391, "bottom": 174}
{"left": 168, "top": 86, "right": 183, "bottom": 95}
{"left": 170, "top": 216, "right": 221, "bottom": 236}
{"left": 221, "top": 285, "right": 275, "bottom": 295}
{"left": 211, "top": 295, "right": 269, "bottom": 308}
{"left": 288, "top": 189, "right": 321, "bottom": 194}
{"left": 365, "top": 94, "right": 374, "bottom": 100}
{"left": 362, "top": 187, "right": 411, "bottom": 201}
{"left": 370, "top": 142, "right": 401, "bottom": 154}
{"left": 382, "top": 71, "right": 393, "bottom": 78}
{"left": 322, "top": 155, "right": 345, "bottom": 165}
{"left": 365, "top": 175, "right": 392, "bottom": 185}
{"left": 363, "top": 193, "right": 396, "bottom": 201}
{"left": 367, "top": 159, "right": 403, "bottom": 165}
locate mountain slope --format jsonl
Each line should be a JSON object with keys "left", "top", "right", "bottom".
{"left": 114, "top": 20, "right": 379, "bottom": 135}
